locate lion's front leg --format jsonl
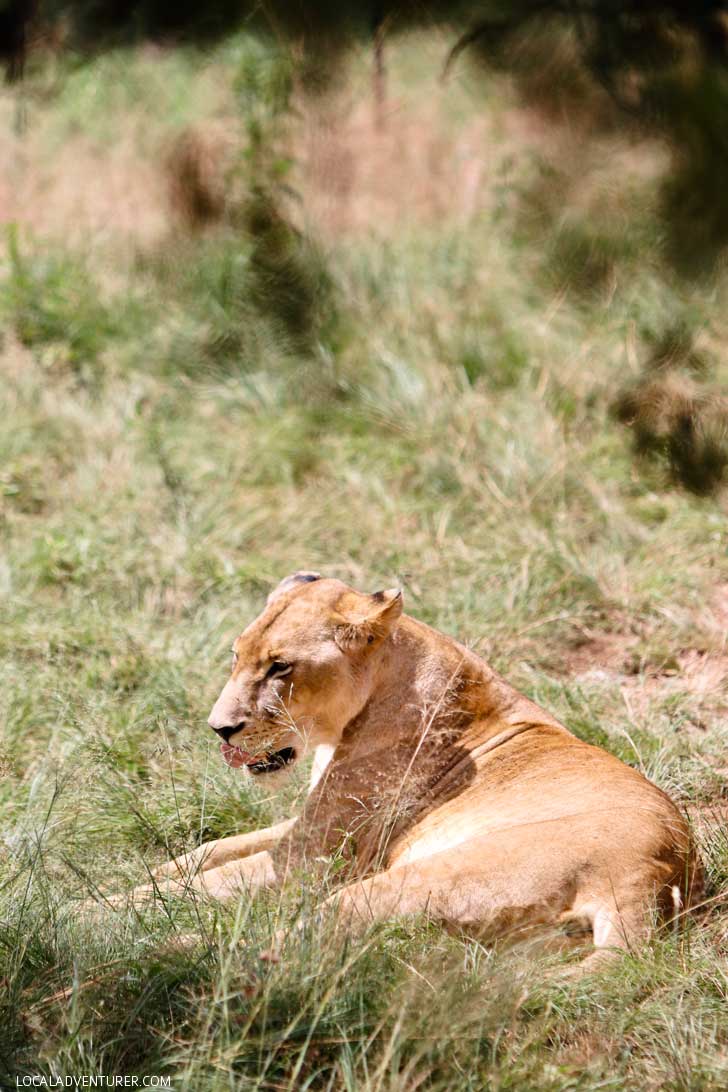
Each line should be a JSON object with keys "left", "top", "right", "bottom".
{"left": 119, "top": 849, "right": 279, "bottom": 907}
{"left": 322, "top": 865, "right": 428, "bottom": 928}
{"left": 152, "top": 818, "right": 297, "bottom": 882}
{"left": 261, "top": 864, "right": 427, "bottom": 961}
{"left": 83, "top": 824, "right": 294, "bottom": 913}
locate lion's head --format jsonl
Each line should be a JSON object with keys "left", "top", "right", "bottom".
{"left": 208, "top": 573, "right": 403, "bottom": 777}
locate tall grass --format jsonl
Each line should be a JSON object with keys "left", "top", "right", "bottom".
{"left": 1, "top": 28, "right": 728, "bottom": 1089}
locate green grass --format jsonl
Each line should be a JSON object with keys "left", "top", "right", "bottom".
{"left": 1, "top": 29, "right": 728, "bottom": 1089}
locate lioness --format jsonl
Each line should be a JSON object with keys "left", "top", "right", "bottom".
{"left": 129, "top": 572, "right": 701, "bottom": 965}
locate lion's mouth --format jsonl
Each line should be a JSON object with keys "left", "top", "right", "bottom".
{"left": 220, "top": 743, "right": 296, "bottom": 775}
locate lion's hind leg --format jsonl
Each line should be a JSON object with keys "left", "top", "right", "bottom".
{"left": 319, "top": 840, "right": 576, "bottom": 944}
{"left": 315, "top": 837, "right": 655, "bottom": 970}
{"left": 558, "top": 888, "right": 658, "bottom": 976}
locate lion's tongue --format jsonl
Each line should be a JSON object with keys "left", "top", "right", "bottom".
{"left": 220, "top": 743, "right": 263, "bottom": 769}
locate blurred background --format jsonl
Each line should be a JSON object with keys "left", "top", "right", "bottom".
{"left": 2, "top": 3, "right": 728, "bottom": 1087}
{"left": 4, "top": 2, "right": 728, "bottom": 491}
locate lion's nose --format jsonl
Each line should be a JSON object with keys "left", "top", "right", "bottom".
{"left": 209, "top": 720, "right": 247, "bottom": 743}
{"left": 208, "top": 684, "right": 248, "bottom": 737}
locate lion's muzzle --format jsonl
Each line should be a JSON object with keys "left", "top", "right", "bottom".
{"left": 219, "top": 742, "right": 297, "bottom": 774}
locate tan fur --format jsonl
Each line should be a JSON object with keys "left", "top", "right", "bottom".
{"left": 123, "top": 575, "right": 702, "bottom": 963}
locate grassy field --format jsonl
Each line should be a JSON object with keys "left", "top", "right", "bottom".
{"left": 2, "top": 29, "right": 728, "bottom": 1089}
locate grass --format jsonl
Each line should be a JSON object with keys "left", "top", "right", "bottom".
{"left": 1, "top": 28, "right": 728, "bottom": 1090}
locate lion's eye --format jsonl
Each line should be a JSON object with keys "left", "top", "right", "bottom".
{"left": 266, "top": 660, "right": 292, "bottom": 679}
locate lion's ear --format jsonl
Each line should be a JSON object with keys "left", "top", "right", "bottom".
{"left": 267, "top": 571, "right": 321, "bottom": 604}
{"left": 334, "top": 587, "right": 403, "bottom": 652}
